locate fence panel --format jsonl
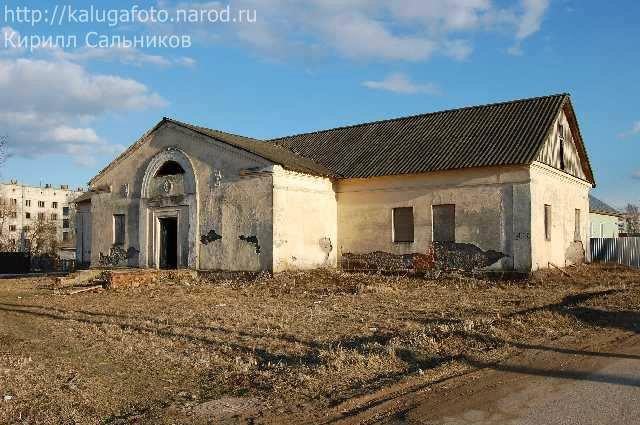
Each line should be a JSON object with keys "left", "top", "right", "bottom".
{"left": 590, "top": 238, "right": 640, "bottom": 268}
{"left": 0, "top": 252, "right": 76, "bottom": 275}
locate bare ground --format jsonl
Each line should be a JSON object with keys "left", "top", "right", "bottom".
{"left": 0, "top": 264, "right": 639, "bottom": 424}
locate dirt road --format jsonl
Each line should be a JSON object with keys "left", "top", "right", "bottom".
{"left": 378, "top": 331, "right": 640, "bottom": 425}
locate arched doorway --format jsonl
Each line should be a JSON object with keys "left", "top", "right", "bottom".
{"left": 139, "top": 148, "right": 199, "bottom": 269}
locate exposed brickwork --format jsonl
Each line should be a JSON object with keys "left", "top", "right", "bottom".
{"left": 102, "top": 270, "right": 158, "bottom": 289}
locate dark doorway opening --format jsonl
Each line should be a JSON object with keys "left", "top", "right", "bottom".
{"left": 159, "top": 217, "right": 178, "bottom": 269}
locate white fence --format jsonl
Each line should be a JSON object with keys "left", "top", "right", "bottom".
{"left": 590, "top": 237, "right": 640, "bottom": 268}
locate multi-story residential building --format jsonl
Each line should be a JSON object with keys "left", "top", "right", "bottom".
{"left": 0, "top": 180, "right": 84, "bottom": 256}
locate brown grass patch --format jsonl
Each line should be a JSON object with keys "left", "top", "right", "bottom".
{"left": 0, "top": 264, "right": 639, "bottom": 423}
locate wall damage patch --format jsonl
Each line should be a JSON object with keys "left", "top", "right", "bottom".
{"left": 431, "top": 242, "right": 506, "bottom": 271}
{"left": 201, "top": 229, "right": 222, "bottom": 245}
{"left": 99, "top": 245, "right": 138, "bottom": 267}
{"left": 342, "top": 242, "right": 506, "bottom": 273}
{"left": 565, "top": 241, "right": 585, "bottom": 265}
{"left": 319, "top": 237, "right": 333, "bottom": 263}
{"left": 240, "top": 235, "right": 261, "bottom": 254}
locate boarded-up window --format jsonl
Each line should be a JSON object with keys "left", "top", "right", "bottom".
{"left": 433, "top": 204, "right": 455, "bottom": 242}
{"left": 574, "top": 209, "right": 581, "bottom": 241}
{"left": 114, "top": 214, "right": 125, "bottom": 246}
{"left": 544, "top": 205, "right": 552, "bottom": 241}
{"left": 393, "top": 207, "right": 414, "bottom": 243}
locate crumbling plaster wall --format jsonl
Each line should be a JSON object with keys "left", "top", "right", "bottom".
{"left": 88, "top": 123, "right": 274, "bottom": 271}
{"left": 272, "top": 167, "right": 337, "bottom": 271}
{"left": 335, "top": 165, "right": 533, "bottom": 271}
{"left": 529, "top": 162, "right": 591, "bottom": 270}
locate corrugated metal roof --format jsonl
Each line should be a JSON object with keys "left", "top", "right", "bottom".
{"left": 589, "top": 195, "right": 621, "bottom": 216}
{"left": 270, "top": 93, "right": 575, "bottom": 179}
{"left": 91, "top": 93, "right": 595, "bottom": 187}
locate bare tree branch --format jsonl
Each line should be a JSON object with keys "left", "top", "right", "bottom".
{"left": 625, "top": 203, "right": 640, "bottom": 234}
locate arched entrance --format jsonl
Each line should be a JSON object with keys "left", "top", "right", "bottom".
{"left": 139, "top": 147, "right": 199, "bottom": 269}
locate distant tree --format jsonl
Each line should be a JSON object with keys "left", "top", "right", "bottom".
{"left": 625, "top": 204, "right": 640, "bottom": 234}
{"left": 0, "top": 197, "right": 17, "bottom": 251}
{"left": 26, "top": 217, "right": 59, "bottom": 256}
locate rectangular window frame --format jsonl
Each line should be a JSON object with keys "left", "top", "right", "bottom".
{"left": 392, "top": 207, "right": 414, "bottom": 243}
{"left": 432, "top": 204, "right": 456, "bottom": 243}
{"left": 574, "top": 209, "right": 581, "bottom": 241}
{"left": 544, "top": 204, "right": 552, "bottom": 241}
{"left": 113, "top": 214, "right": 126, "bottom": 246}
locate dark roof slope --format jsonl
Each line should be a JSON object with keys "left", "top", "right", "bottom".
{"left": 271, "top": 93, "right": 585, "bottom": 180}
{"left": 589, "top": 195, "right": 621, "bottom": 216}
{"left": 165, "top": 119, "right": 336, "bottom": 177}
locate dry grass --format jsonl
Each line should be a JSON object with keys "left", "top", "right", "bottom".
{"left": 0, "top": 264, "right": 639, "bottom": 424}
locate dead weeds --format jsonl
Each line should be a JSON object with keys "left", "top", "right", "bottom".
{"left": 0, "top": 264, "right": 639, "bottom": 424}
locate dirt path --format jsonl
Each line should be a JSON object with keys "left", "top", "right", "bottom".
{"left": 327, "top": 330, "right": 640, "bottom": 425}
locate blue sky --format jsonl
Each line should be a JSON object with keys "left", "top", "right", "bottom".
{"left": 0, "top": 0, "right": 638, "bottom": 207}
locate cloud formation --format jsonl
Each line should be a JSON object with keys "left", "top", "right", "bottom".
{"left": 52, "top": 45, "right": 196, "bottom": 68}
{"left": 363, "top": 73, "right": 441, "bottom": 95}
{"left": 190, "top": 0, "right": 552, "bottom": 62}
{"left": 620, "top": 121, "right": 640, "bottom": 139}
{"left": 0, "top": 55, "right": 166, "bottom": 166}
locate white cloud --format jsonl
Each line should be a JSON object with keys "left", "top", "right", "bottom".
{"left": 363, "top": 73, "right": 441, "bottom": 95}
{"left": 52, "top": 45, "right": 196, "bottom": 68}
{"left": 619, "top": 121, "right": 640, "bottom": 138}
{"left": 171, "top": 0, "right": 551, "bottom": 62}
{"left": 632, "top": 170, "right": 640, "bottom": 180}
{"left": 516, "top": 0, "right": 551, "bottom": 40}
{"left": 509, "top": 0, "right": 551, "bottom": 54}
{"left": 319, "top": 13, "right": 437, "bottom": 62}
{"left": 0, "top": 58, "right": 167, "bottom": 165}
{"left": 48, "top": 126, "right": 102, "bottom": 144}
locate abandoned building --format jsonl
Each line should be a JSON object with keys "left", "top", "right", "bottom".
{"left": 76, "top": 93, "right": 595, "bottom": 272}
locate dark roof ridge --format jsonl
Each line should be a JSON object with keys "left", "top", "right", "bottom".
{"left": 269, "top": 93, "right": 569, "bottom": 142}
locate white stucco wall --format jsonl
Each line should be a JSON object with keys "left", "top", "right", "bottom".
{"left": 529, "top": 162, "right": 591, "bottom": 270}
{"left": 272, "top": 167, "right": 337, "bottom": 272}
{"left": 335, "top": 165, "right": 533, "bottom": 271}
